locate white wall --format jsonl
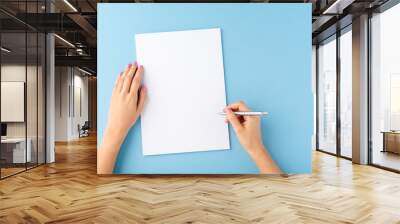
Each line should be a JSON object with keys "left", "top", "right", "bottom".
{"left": 54, "top": 67, "right": 89, "bottom": 141}
{"left": 55, "top": 67, "right": 69, "bottom": 141}
{"left": 71, "top": 73, "right": 89, "bottom": 139}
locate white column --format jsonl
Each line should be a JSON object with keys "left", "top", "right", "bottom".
{"left": 46, "top": 33, "right": 55, "bottom": 163}
{"left": 45, "top": 0, "right": 56, "bottom": 163}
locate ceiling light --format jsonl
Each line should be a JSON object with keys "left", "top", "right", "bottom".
{"left": 323, "top": 0, "right": 354, "bottom": 15}
{"left": 78, "top": 67, "right": 93, "bottom": 76}
{"left": 63, "top": 0, "right": 78, "bottom": 12}
{"left": 54, "top": 34, "right": 75, "bottom": 48}
{"left": 1, "top": 47, "right": 11, "bottom": 53}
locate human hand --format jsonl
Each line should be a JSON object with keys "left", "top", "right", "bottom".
{"left": 106, "top": 62, "right": 147, "bottom": 139}
{"left": 224, "top": 101, "right": 264, "bottom": 156}
{"left": 98, "top": 62, "right": 146, "bottom": 174}
{"left": 224, "top": 101, "right": 282, "bottom": 174}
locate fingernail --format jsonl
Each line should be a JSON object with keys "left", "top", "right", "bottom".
{"left": 127, "top": 63, "right": 132, "bottom": 68}
{"left": 134, "top": 61, "right": 138, "bottom": 66}
{"left": 224, "top": 108, "right": 231, "bottom": 113}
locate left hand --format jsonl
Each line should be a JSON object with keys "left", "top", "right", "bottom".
{"left": 98, "top": 62, "right": 147, "bottom": 174}
{"left": 106, "top": 62, "right": 147, "bottom": 139}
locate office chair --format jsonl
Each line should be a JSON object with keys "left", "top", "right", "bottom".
{"left": 79, "top": 121, "right": 90, "bottom": 138}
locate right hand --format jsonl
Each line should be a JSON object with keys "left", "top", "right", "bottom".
{"left": 224, "top": 101, "right": 264, "bottom": 156}
{"left": 225, "top": 101, "right": 282, "bottom": 174}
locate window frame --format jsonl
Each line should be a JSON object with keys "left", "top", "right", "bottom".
{"left": 316, "top": 24, "right": 353, "bottom": 161}
{"left": 368, "top": 0, "right": 400, "bottom": 173}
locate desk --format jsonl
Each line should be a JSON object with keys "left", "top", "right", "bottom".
{"left": 382, "top": 131, "right": 400, "bottom": 154}
{"left": 1, "top": 138, "right": 31, "bottom": 163}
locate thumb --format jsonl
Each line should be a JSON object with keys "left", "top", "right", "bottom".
{"left": 225, "top": 108, "right": 243, "bottom": 133}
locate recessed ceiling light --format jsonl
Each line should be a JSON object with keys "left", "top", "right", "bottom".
{"left": 54, "top": 34, "right": 75, "bottom": 48}
{"left": 323, "top": 0, "right": 354, "bottom": 15}
{"left": 78, "top": 67, "right": 93, "bottom": 76}
{"left": 1, "top": 47, "right": 11, "bottom": 53}
{"left": 63, "top": 0, "right": 78, "bottom": 12}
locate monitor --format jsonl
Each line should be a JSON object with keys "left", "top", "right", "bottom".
{"left": 1, "top": 123, "right": 7, "bottom": 137}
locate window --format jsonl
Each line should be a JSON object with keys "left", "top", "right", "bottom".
{"left": 339, "top": 28, "right": 352, "bottom": 158}
{"left": 317, "top": 26, "right": 353, "bottom": 159}
{"left": 317, "top": 36, "right": 337, "bottom": 154}
{"left": 371, "top": 2, "right": 400, "bottom": 171}
{"left": 390, "top": 74, "right": 400, "bottom": 130}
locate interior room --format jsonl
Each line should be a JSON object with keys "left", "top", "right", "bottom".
{"left": 0, "top": 0, "right": 399, "bottom": 223}
{"left": 0, "top": 24, "right": 46, "bottom": 178}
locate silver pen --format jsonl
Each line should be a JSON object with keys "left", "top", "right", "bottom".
{"left": 217, "top": 112, "right": 268, "bottom": 116}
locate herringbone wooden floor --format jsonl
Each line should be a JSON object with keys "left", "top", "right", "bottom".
{"left": 1, "top": 135, "right": 400, "bottom": 224}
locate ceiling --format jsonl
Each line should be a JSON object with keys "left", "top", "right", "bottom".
{"left": 0, "top": 0, "right": 393, "bottom": 75}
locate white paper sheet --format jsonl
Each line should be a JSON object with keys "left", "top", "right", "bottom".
{"left": 135, "top": 28, "right": 230, "bottom": 156}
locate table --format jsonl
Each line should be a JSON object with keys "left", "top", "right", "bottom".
{"left": 381, "top": 131, "right": 400, "bottom": 154}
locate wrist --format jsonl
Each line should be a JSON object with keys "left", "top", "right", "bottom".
{"left": 247, "top": 143, "right": 266, "bottom": 156}
{"left": 247, "top": 145, "right": 282, "bottom": 174}
{"left": 102, "top": 125, "right": 127, "bottom": 150}
{"left": 248, "top": 146, "right": 267, "bottom": 159}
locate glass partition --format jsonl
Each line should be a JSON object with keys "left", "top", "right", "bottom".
{"left": 0, "top": 1, "right": 46, "bottom": 179}
{"left": 1, "top": 31, "right": 28, "bottom": 177}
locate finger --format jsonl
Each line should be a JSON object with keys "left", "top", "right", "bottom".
{"left": 122, "top": 63, "right": 138, "bottom": 93}
{"left": 122, "top": 63, "right": 135, "bottom": 77}
{"left": 129, "top": 62, "right": 138, "bottom": 77}
{"left": 118, "top": 64, "right": 132, "bottom": 92}
{"left": 130, "top": 65, "right": 144, "bottom": 93}
{"left": 225, "top": 108, "right": 243, "bottom": 133}
{"left": 114, "top": 72, "right": 123, "bottom": 90}
{"left": 227, "top": 101, "right": 251, "bottom": 112}
{"left": 227, "top": 101, "right": 252, "bottom": 121}
{"left": 136, "top": 86, "right": 147, "bottom": 114}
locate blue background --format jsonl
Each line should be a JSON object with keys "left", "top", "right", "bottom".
{"left": 97, "top": 3, "right": 312, "bottom": 174}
